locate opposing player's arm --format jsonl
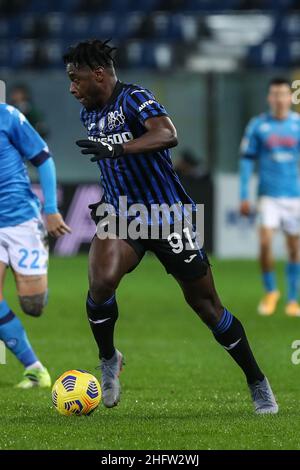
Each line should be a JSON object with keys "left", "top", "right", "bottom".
{"left": 239, "top": 159, "right": 254, "bottom": 216}
{"left": 36, "top": 159, "right": 71, "bottom": 237}
{"left": 7, "top": 105, "right": 71, "bottom": 237}
{"left": 239, "top": 118, "right": 259, "bottom": 216}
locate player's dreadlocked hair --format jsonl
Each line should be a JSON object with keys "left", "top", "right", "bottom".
{"left": 63, "top": 39, "right": 117, "bottom": 71}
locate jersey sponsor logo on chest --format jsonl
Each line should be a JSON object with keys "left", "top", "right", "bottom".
{"left": 266, "top": 134, "right": 297, "bottom": 149}
{"left": 88, "top": 131, "right": 133, "bottom": 145}
{"left": 88, "top": 106, "right": 126, "bottom": 133}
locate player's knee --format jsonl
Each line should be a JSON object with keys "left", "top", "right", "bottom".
{"left": 185, "top": 293, "right": 223, "bottom": 327}
{"left": 19, "top": 291, "right": 48, "bottom": 317}
{"left": 89, "top": 273, "right": 118, "bottom": 304}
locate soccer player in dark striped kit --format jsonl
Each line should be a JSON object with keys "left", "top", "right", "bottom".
{"left": 63, "top": 39, "right": 278, "bottom": 414}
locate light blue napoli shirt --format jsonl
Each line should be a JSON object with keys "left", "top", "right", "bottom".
{"left": 240, "top": 111, "right": 300, "bottom": 198}
{"left": 0, "top": 104, "right": 50, "bottom": 227}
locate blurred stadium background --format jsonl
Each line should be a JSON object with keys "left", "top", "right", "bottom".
{"left": 2, "top": 0, "right": 300, "bottom": 259}
{"left": 2, "top": 1, "right": 300, "bottom": 451}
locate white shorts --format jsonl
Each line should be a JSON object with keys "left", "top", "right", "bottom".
{"left": 0, "top": 218, "right": 48, "bottom": 275}
{"left": 258, "top": 196, "right": 300, "bottom": 235}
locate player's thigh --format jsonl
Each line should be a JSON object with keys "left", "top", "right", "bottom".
{"left": 6, "top": 218, "right": 48, "bottom": 315}
{"left": 13, "top": 271, "right": 48, "bottom": 296}
{"left": 12, "top": 271, "right": 48, "bottom": 317}
{"left": 282, "top": 198, "right": 300, "bottom": 242}
{"left": 6, "top": 218, "right": 48, "bottom": 277}
{"left": 0, "top": 261, "right": 7, "bottom": 301}
{"left": 88, "top": 235, "right": 143, "bottom": 294}
{"left": 149, "top": 224, "right": 208, "bottom": 282}
{"left": 258, "top": 197, "right": 280, "bottom": 240}
{"left": 149, "top": 227, "right": 223, "bottom": 324}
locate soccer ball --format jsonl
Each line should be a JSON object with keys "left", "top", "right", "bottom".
{"left": 52, "top": 369, "right": 101, "bottom": 416}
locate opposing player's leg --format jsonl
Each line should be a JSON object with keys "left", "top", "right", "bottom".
{"left": 0, "top": 259, "right": 38, "bottom": 372}
{"left": 285, "top": 233, "right": 300, "bottom": 317}
{"left": 87, "top": 235, "right": 143, "bottom": 407}
{"left": 0, "top": 261, "right": 50, "bottom": 389}
{"left": 14, "top": 272, "right": 48, "bottom": 317}
{"left": 176, "top": 267, "right": 278, "bottom": 414}
{"left": 258, "top": 226, "right": 280, "bottom": 315}
{"left": 1, "top": 218, "right": 51, "bottom": 388}
{"left": 7, "top": 217, "right": 49, "bottom": 318}
{"left": 257, "top": 197, "right": 281, "bottom": 315}
{"left": 12, "top": 272, "right": 50, "bottom": 389}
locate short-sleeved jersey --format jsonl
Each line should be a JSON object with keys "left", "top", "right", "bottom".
{"left": 240, "top": 111, "right": 300, "bottom": 197}
{"left": 80, "top": 81, "right": 195, "bottom": 223}
{"left": 0, "top": 104, "right": 48, "bottom": 227}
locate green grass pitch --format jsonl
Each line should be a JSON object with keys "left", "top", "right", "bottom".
{"left": 0, "top": 254, "right": 299, "bottom": 450}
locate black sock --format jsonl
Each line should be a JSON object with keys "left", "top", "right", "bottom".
{"left": 86, "top": 292, "right": 118, "bottom": 360}
{"left": 211, "top": 308, "right": 264, "bottom": 384}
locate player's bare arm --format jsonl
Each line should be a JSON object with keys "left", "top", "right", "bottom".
{"left": 76, "top": 116, "right": 178, "bottom": 162}
{"left": 122, "top": 116, "right": 178, "bottom": 154}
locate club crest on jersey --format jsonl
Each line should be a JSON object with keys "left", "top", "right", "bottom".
{"left": 98, "top": 117, "right": 106, "bottom": 132}
{"left": 107, "top": 106, "right": 125, "bottom": 131}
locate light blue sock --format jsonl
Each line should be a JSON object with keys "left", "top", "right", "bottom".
{"left": 286, "top": 262, "right": 300, "bottom": 302}
{"left": 262, "top": 271, "right": 277, "bottom": 292}
{"left": 0, "top": 300, "right": 38, "bottom": 367}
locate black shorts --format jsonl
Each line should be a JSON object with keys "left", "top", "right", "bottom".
{"left": 92, "top": 209, "right": 209, "bottom": 282}
{"left": 89, "top": 201, "right": 209, "bottom": 281}
{"left": 124, "top": 233, "right": 210, "bottom": 281}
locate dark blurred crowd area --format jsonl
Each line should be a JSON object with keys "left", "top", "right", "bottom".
{"left": 1, "top": 0, "right": 300, "bottom": 69}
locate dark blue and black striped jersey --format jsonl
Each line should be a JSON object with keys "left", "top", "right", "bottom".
{"left": 80, "top": 80, "right": 195, "bottom": 220}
